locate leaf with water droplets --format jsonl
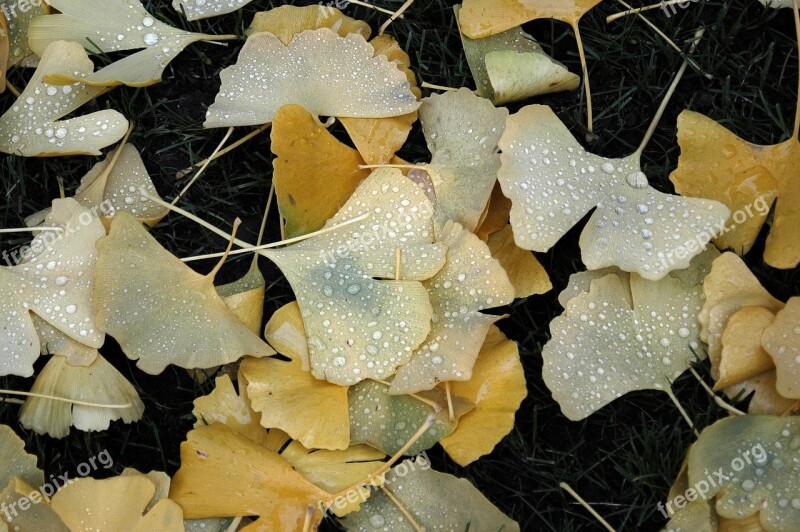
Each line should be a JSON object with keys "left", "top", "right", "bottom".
{"left": 439, "top": 325, "right": 527, "bottom": 466}
{"left": 688, "top": 415, "right": 800, "bottom": 530}
{"left": 261, "top": 168, "right": 446, "bottom": 386}
{"left": 417, "top": 88, "right": 508, "bottom": 231}
{"left": 32, "top": 313, "right": 98, "bottom": 366}
{"left": 93, "top": 212, "right": 274, "bottom": 375}
{"left": 714, "top": 306, "right": 776, "bottom": 390}
{"left": 174, "top": 0, "right": 256, "bottom": 21}
{"left": 0, "top": 424, "right": 44, "bottom": 492}
{"left": 205, "top": 28, "right": 420, "bottom": 128}
{"left": 762, "top": 297, "right": 800, "bottom": 399}
{"left": 19, "top": 353, "right": 144, "bottom": 438}
{"left": 458, "top": 0, "right": 604, "bottom": 39}
{"left": 4, "top": 0, "right": 48, "bottom": 68}
{"left": 246, "top": 5, "right": 371, "bottom": 44}
{"left": 0, "top": 476, "right": 68, "bottom": 531}
{"left": 499, "top": 104, "right": 730, "bottom": 280}
{"left": 215, "top": 260, "right": 265, "bottom": 336}
{"left": 0, "top": 41, "right": 128, "bottom": 156}
{"left": 390, "top": 221, "right": 514, "bottom": 394}
{"left": 542, "top": 247, "right": 717, "bottom": 420}
{"left": 342, "top": 457, "right": 520, "bottom": 531}
{"left": 241, "top": 302, "right": 351, "bottom": 450}
{"left": 29, "top": 0, "right": 223, "bottom": 87}
{"left": 0, "top": 198, "right": 105, "bottom": 377}
{"left": 455, "top": 5, "right": 579, "bottom": 104}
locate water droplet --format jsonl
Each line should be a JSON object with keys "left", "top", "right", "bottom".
{"left": 65, "top": 305, "right": 77, "bottom": 314}
{"left": 678, "top": 327, "right": 690, "bottom": 338}
{"left": 143, "top": 33, "right": 159, "bottom": 46}
{"left": 741, "top": 479, "right": 755, "bottom": 492}
{"left": 601, "top": 162, "right": 615, "bottom": 174}
{"left": 332, "top": 356, "right": 346, "bottom": 367}
{"left": 626, "top": 171, "right": 648, "bottom": 188}
{"left": 347, "top": 284, "right": 361, "bottom": 295}
{"left": 143, "top": 16, "right": 154, "bottom": 26}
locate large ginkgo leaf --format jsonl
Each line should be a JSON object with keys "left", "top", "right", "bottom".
{"left": 499, "top": 104, "right": 730, "bottom": 280}
{"left": 205, "top": 29, "right": 420, "bottom": 128}
{"left": 0, "top": 199, "right": 105, "bottom": 377}
{"left": 342, "top": 459, "right": 520, "bottom": 531}
{"left": 542, "top": 247, "right": 717, "bottom": 420}
{"left": 29, "top": 0, "right": 228, "bottom": 87}
{"left": 688, "top": 415, "right": 800, "bottom": 530}
{"left": 417, "top": 88, "right": 508, "bottom": 231}
{"left": 260, "top": 168, "right": 446, "bottom": 386}
{"left": 390, "top": 221, "right": 514, "bottom": 394}
{"left": 93, "top": 212, "right": 274, "bottom": 374}
{"left": 0, "top": 41, "right": 128, "bottom": 156}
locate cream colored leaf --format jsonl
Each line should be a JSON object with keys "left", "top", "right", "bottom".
{"left": 94, "top": 212, "right": 274, "bottom": 374}
{"left": 260, "top": 168, "right": 446, "bottom": 386}
{"left": 32, "top": 314, "right": 98, "bottom": 366}
{"left": 0, "top": 424, "right": 44, "bottom": 493}
{"left": 0, "top": 198, "right": 105, "bottom": 377}
{"left": 19, "top": 353, "right": 144, "bottom": 438}
{"left": 174, "top": 0, "right": 255, "bottom": 21}
{"left": 0, "top": 41, "right": 127, "bottom": 156}
{"left": 390, "top": 221, "right": 514, "bottom": 394}
{"left": 499, "top": 104, "right": 730, "bottom": 280}
{"left": 205, "top": 29, "right": 420, "bottom": 128}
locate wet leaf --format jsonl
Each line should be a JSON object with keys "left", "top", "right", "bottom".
{"left": 246, "top": 5, "right": 371, "bottom": 43}
{"left": 457, "top": 0, "right": 604, "bottom": 39}
{"left": 762, "top": 297, "right": 800, "bottom": 399}
{"left": 174, "top": 0, "right": 255, "bottom": 21}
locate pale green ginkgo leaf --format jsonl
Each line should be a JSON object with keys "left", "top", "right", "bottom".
{"left": 342, "top": 458, "right": 520, "bottom": 532}
{"left": 454, "top": 5, "right": 579, "bottom": 105}
{"left": 498, "top": 104, "right": 730, "bottom": 280}
{"left": 542, "top": 247, "right": 718, "bottom": 420}
{"left": 204, "top": 29, "right": 420, "bottom": 128}
{"left": 0, "top": 198, "right": 105, "bottom": 377}
{"left": 173, "top": 0, "right": 255, "bottom": 21}
{"left": 260, "top": 168, "right": 446, "bottom": 386}
{"left": 389, "top": 221, "right": 514, "bottom": 394}
{"left": 3, "top": 0, "right": 48, "bottom": 67}
{"left": 29, "top": 0, "right": 226, "bottom": 87}
{"left": 688, "top": 415, "right": 800, "bottom": 530}
{"left": 0, "top": 41, "right": 128, "bottom": 156}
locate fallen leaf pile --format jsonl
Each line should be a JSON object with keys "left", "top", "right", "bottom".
{"left": 0, "top": 1, "right": 799, "bottom": 530}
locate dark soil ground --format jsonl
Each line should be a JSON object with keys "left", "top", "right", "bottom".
{"left": 2, "top": 0, "right": 800, "bottom": 530}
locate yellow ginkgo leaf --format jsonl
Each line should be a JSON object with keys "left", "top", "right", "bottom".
{"left": 715, "top": 306, "right": 776, "bottom": 390}
{"left": 390, "top": 221, "right": 514, "bottom": 394}
{"left": 417, "top": 88, "right": 509, "bottom": 231}
{"left": 19, "top": 353, "right": 144, "bottom": 438}
{"left": 271, "top": 104, "right": 371, "bottom": 239}
{"left": 475, "top": 182, "right": 511, "bottom": 240}
{"left": 458, "top": 0, "right": 604, "bottom": 38}
{"left": 1, "top": 199, "right": 105, "bottom": 377}
{"left": 215, "top": 261, "right": 265, "bottom": 336}
{"left": 205, "top": 29, "right": 420, "bottom": 128}
{"left": 93, "top": 212, "right": 274, "bottom": 375}
{"left": 439, "top": 325, "right": 527, "bottom": 466}
{"left": 762, "top": 297, "right": 800, "bottom": 399}
{"left": 499, "top": 104, "right": 730, "bottom": 280}
{"left": 455, "top": 5, "right": 579, "bottom": 105}
{"left": 688, "top": 415, "right": 800, "bottom": 530}
{"left": 261, "top": 168, "right": 446, "bottom": 386}
{"left": 342, "top": 458, "right": 520, "bottom": 531}
{"left": 245, "top": 5, "right": 371, "bottom": 43}
{"left": 0, "top": 424, "right": 44, "bottom": 493}
{"left": 0, "top": 476, "right": 68, "bottom": 531}
{"left": 170, "top": 423, "right": 329, "bottom": 530}
{"left": 32, "top": 314, "right": 98, "bottom": 367}
{"left": 51, "top": 475, "right": 184, "bottom": 531}
{"left": 29, "top": 0, "right": 231, "bottom": 87}
{"left": 192, "top": 374, "right": 271, "bottom": 447}
{"left": 174, "top": 0, "right": 255, "bottom": 21}
{"left": 242, "top": 319, "right": 351, "bottom": 450}
{"left": 0, "top": 41, "right": 128, "bottom": 156}
{"left": 542, "top": 247, "right": 717, "bottom": 420}
{"left": 724, "top": 370, "right": 797, "bottom": 415}
{"left": 487, "top": 224, "right": 552, "bottom": 298}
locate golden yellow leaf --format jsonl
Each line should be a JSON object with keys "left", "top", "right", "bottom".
{"left": 762, "top": 297, "right": 800, "bottom": 399}
{"left": 246, "top": 5, "right": 371, "bottom": 44}
{"left": 487, "top": 224, "right": 552, "bottom": 298}
{"left": 458, "top": 0, "right": 604, "bottom": 38}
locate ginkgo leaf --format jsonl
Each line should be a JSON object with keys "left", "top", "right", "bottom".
{"left": 271, "top": 104, "right": 371, "bottom": 238}
{"left": 170, "top": 423, "right": 329, "bottom": 530}
{"left": 19, "top": 353, "right": 144, "bottom": 438}
{"left": 0, "top": 41, "right": 128, "bottom": 156}
{"left": 542, "top": 247, "right": 717, "bottom": 420}
{"left": 417, "top": 88, "right": 508, "bottom": 231}
{"left": 51, "top": 475, "right": 184, "bottom": 531}
{"left": 455, "top": 5, "right": 579, "bottom": 104}
{"left": 663, "top": 500, "right": 717, "bottom": 532}
{"left": 499, "top": 104, "right": 730, "bottom": 280}
{"left": 260, "top": 168, "right": 446, "bottom": 386}
{"left": 0, "top": 424, "right": 44, "bottom": 492}
{"left": 724, "top": 370, "right": 797, "bottom": 415}
{"left": 342, "top": 458, "right": 520, "bottom": 532}
{"left": 1, "top": 199, "right": 105, "bottom": 377}
{"left": 762, "top": 297, "right": 800, "bottom": 399}
{"left": 0, "top": 476, "right": 68, "bottom": 531}
{"left": 192, "top": 374, "right": 271, "bottom": 446}
{"left": 93, "top": 212, "right": 274, "bottom": 375}
{"left": 475, "top": 182, "right": 511, "bottom": 240}
{"left": 242, "top": 303, "right": 351, "bottom": 450}
{"left": 688, "top": 415, "right": 800, "bottom": 530}
{"left": 246, "top": 5, "right": 371, "bottom": 43}
{"left": 389, "top": 221, "right": 514, "bottom": 394}
{"left": 29, "top": 0, "right": 229, "bottom": 87}
{"left": 205, "top": 29, "right": 420, "bottom": 128}
{"left": 215, "top": 260, "right": 265, "bottom": 335}
{"left": 715, "top": 306, "right": 776, "bottom": 390}
{"left": 439, "top": 325, "right": 527, "bottom": 466}
{"left": 458, "top": 0, "right": 603, "bottom": 39}
{"left": 32, "top": 314, "right": 98, "bottom": 367}
{"left": 349, "top": 380, "right": 473, "bottom": 456}
{"left": 487, "top": 224, "right": 552, "bottom": 298}
{"left": 174, "top": 0, "right": 255, "bottom": 21}
{"left": 4, "top": 0, "right": 48, "bottom": 67}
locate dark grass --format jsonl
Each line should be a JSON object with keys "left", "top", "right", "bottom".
{"left": 1, "top": 0, "right": 799, "bottom": 530}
